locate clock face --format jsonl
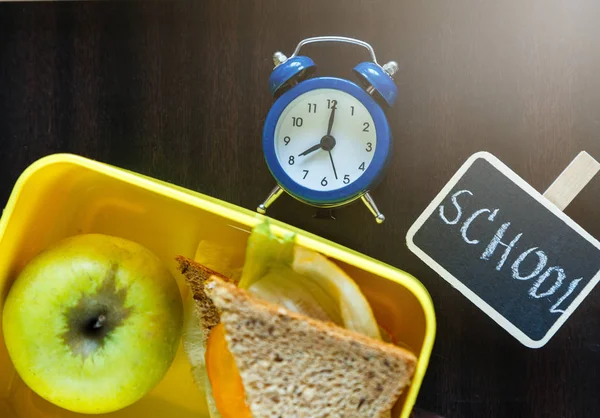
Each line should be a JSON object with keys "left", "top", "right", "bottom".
{"left": 274, "top": 88, "right": 377, "bottom": 192}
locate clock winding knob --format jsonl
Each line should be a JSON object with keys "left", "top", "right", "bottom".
{"left": 382, "top": 61, "right": 399, "bottom": 79}
{"left": 272, "top": 52, "right": 288, "bottom": 67}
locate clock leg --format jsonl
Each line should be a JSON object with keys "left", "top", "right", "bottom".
{"left": 257, "top": 185, "right": 284, "bottom": 214}
{"left": 361, "top": 192, "right": 386, "bottom": 224}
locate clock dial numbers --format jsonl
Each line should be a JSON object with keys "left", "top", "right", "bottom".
{"left": 274, "top": 88, "right": 377, "bottom": 192}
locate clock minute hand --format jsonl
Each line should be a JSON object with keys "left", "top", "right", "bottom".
{"left": 298, "top": 143, "right": 322, "bottom": 157}
{"left": 326, "top": 104, "right": 336, "bottom": 136}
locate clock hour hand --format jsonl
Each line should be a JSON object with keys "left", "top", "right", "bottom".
{"left": 298, "top": 143, "right": 322, "bottom": 157}
{"left": 299, "top": 133, "right": 337, "bottom": 157}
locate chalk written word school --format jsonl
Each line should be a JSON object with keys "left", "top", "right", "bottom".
{"left": 438, "top": 189, "right": 581, "bottom": 315}
{"left": 407, "top": 152, "right": 600, "bottom": 347}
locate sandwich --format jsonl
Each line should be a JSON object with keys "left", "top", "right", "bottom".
{"left": 176, "top": 221, "right": 417, "bottom": 418}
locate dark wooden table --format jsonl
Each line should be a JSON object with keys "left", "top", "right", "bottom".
{"left": 2, "top": 2, "right": 600, "bottom": 417}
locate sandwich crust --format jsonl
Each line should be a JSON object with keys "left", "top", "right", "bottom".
{"left": 176, "top": 256, "right": 233, "bottom": 343}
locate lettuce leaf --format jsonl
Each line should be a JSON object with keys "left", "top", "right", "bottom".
{"left": 237, "top": 221, "right": 381, "bottom": 340}
{"left": 181, "top": 293, "right": 222, "bottom": 418}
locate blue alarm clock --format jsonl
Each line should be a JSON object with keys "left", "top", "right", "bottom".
{"left": 257, "top": 36, "right": 399, "bottom": 223}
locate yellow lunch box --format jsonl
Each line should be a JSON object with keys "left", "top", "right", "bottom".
{"left": 0, "top": 153, "right": 436, "bottom": 418}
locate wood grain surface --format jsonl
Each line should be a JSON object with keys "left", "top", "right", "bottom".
{"left": 2, "top": 1, "right": 600, "bottom": 417}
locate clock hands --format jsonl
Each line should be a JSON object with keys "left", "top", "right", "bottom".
{"left": 297, "top": 105, "right": 338, "bottom": 157}
{"left": 325, "top": 104, "right": 338, "bottom": 179}
{"left": 296, "top": 103, "right": 339, "bottom": 180}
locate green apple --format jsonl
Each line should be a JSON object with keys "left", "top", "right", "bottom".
{"left": 2, "top": 233, "right": 183, "bottom": 414}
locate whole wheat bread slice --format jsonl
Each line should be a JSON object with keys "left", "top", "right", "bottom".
{"left": 205, "top": 276, "right": 418, "bottom": 418}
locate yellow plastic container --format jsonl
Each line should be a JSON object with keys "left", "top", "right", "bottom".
{"left": 0, "top": 154, "right": 436, "bottom": 418}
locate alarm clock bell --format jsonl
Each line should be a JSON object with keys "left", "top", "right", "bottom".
{"left": 257, "top": 36, "right": 399, "bottom": 224}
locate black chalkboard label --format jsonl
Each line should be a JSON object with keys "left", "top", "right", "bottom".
{"left": 406, "top": 152, "right": 600, "bottom": 348}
